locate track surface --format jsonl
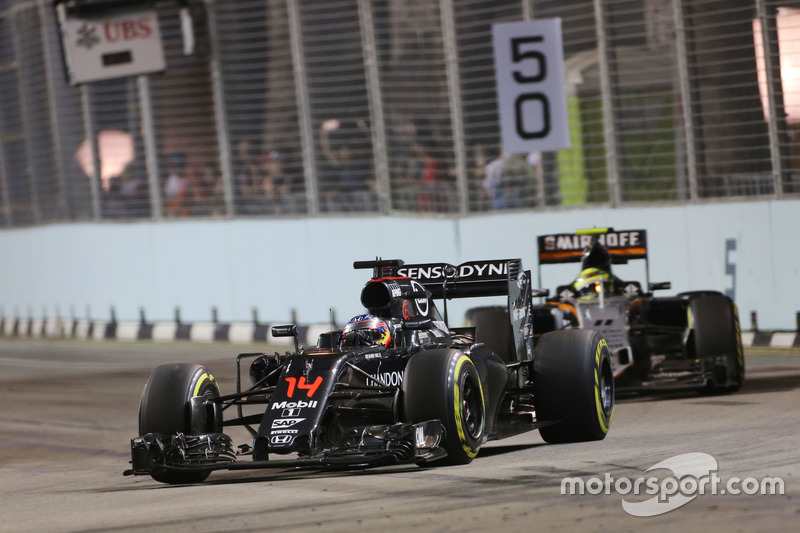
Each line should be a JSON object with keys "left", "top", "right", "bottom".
{"left": 0, "top": 339, "right": 798, "bottom": 532}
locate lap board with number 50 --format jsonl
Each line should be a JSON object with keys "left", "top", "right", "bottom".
{"left": 492, "top": 19, "right": 570, "bottom": 154}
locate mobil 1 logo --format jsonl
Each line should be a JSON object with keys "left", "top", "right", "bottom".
{"left": 492, "top": 18, "right": 570, "bottom": 154}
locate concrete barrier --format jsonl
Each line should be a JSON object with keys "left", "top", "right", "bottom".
{"left": 1, "top": 315, "right": 797, "bottom": 349}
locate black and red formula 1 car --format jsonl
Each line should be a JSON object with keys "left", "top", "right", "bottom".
{"left": 125, "top": 258, "right": 614, "bottom": 484}
{"left": 526, "top": 228, "right": 744, "bottom": 394}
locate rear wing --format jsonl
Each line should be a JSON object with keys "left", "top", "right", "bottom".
{"left": 397, "top": 259, "right": 523, "bottom": 299}
{"left": 537, "top": 228, "right": 648, "bottom": 265}
{"left": 537, "top": 228, "right": 650, "bottom": 287}
{"left": 355, "top": 258, "right": 537, "bottom": 361}
{"left": 398, "top": 258, "right": 538, "bottom": 362}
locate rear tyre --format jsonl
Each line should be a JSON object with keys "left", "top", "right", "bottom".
{"left": 403, "top": 349, "right": 485, "bottom": 465}
{"left": 534, "top": 330, "right": 614, "bottom": 443}
{"left": 139, "top": 363, "right": 222, "bottom": 484}
{"left": 686, "top": 293, "right": 744, "bottom": 392}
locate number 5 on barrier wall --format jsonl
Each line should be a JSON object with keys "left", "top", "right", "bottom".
{"left": 492, "top": 19, "right": 570, "bottom": 154}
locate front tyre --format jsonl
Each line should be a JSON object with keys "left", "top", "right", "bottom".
{"left": 534, "top": 330, "right": 614, "bottom": 443}
{"left": 138, "top": 363, "right": 222, "bottom": 484}
{"left": 403, "top": 349, "right": 485, "bottom": 465}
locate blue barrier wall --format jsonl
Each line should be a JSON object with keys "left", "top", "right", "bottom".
{"left": 0, "top": 199, "right": 797, "bottom": 329}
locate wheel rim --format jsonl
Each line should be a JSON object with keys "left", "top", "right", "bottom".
{"left": 599, "top": 358, "right": 614, "bottom": 418}
{"left": 460, "top": 374, "right": 484, "bottom": 440}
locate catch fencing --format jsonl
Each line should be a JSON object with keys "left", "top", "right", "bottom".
{"left": 0, "top": 0, "right": 798, "bottom": 227}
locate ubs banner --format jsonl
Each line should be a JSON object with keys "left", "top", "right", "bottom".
{"left": 56, "top": 3, "right": 166, "bottom": 84}
{"left": 492, "top": 19, "right": 569, "bottom": 154}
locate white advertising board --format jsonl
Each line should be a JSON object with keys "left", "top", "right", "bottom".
{"left": 492, "top": 19, "right": 570, "bottom": 154}
{"left": 57, "top": 5, "right": 165, "bottom": 85}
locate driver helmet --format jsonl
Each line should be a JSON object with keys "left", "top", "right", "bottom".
{"left": 573, "top": 267, "right": 611, "bottom": 298}
{"left": 340, "top": 314, "right": 392, "bottom": 348}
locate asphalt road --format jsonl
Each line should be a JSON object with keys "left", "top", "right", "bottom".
{"left": 0, "top": 339, "right": 798, "bottom": 532}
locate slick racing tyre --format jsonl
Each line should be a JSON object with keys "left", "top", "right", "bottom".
{"left": 683, "top": 292, "right": 745, "bottom": 393}
{"left": 534, "top": 329, "right": 614, "bottom": 443}
{"left": 139, "top": 363, "right": 222, "bottom": 483}
{"left": 403, "top": 349, "right": 485, "bottom": 465}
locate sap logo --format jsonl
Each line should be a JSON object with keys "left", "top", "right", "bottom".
{"left": 272, "top": 418, "right": 305, "bottom": 429}
{"left": 270, "top": 435, "right": 293, "bottom": 445}
{"left": 367, "top": 370, "right": 404, "bottom": 387}
{"left": 271, "top": 400, "right": 319, "bottom": 410}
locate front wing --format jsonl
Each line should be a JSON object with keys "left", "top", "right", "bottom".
{"left": 125, "top": 420, "right": 446, "bottom": 477}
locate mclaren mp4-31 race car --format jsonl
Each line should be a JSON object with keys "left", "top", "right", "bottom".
{"left": 530, "top": 228, "right": 744, "bottom": 394}
{"left": 125, "top": 258, "right": 614, "bottom": 484}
